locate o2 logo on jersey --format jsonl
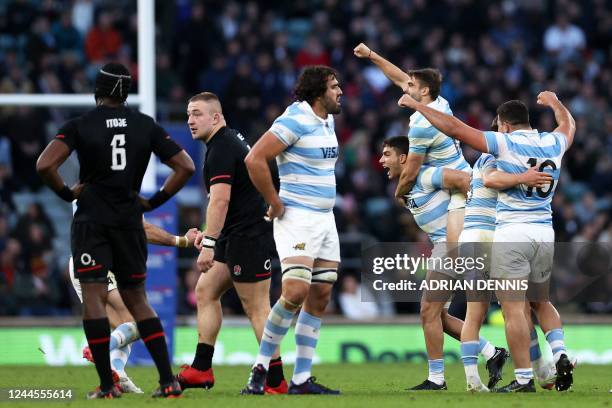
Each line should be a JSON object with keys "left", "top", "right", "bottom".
{"left": 80, "top": 253, "right": 96, "bottom": 266}
{"left": 320, "top": 147, "right": 338, "bottom": 159}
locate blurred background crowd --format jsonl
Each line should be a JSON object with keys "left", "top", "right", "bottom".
{"left": 0, "top": 0, "right": 610, "bottom": 317}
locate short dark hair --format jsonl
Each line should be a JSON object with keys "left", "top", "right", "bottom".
{"left": 294, "top": 65, "right": 338, "bottom": 105}
{"left": 407, "top": 68, "right": 442, "bottom": 99}
{"left": 490, "top": 116, "right": 498, "bottom": 131}
{"left": 95, "top": 62, "right": 131, "bottom": 103}
{"left": 496, "top": 100, "right": 530, "bottom": 126}
{"left": 383, "top": 136, "right": 410, "bottom": 155}
{"left": 188, "top": 91, "right": 220, "bottom": 104}
{"left": 188, "top": 92, "right": 223, "bottom": 113}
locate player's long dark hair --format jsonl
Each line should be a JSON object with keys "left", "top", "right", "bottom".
{"left": 294, "top": 65, "right": 338, "bottom": 105}
{"left": 94, "top": 62, "right": 132, "bottom": 103}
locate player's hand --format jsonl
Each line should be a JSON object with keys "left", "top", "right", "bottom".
{"left": 196, "top": 246, "right": 214, "bottom": 273}
{"left": 71, "top": 183, "right": 85, "bottom": 199}
{"left": 265, "top": 201, "right": 285, "bottom": 221}
{"left": 519, "top": 166, "right": 554, "bottom": 188}
{"left": 353, "top": 43, "right": 372, "bottom": 59}
{"left": 194, "top": 231, "right": 204, "bottom": 251}
{"left": 398, "top": 94, "right": 418, "bottom": 109}
{"left": 184, "top": 228, "right": 199, "bottom": 247}
{"left": 139, "top": 195, "right": 152, "bottom": 212}
{"left": 536, "top": 91, "right": 559, "bottom": 107}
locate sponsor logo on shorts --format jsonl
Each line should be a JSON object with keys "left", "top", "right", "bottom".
{"left": 264, "top": 259, "right": 271, "bottom": 270}
{"left": 233, "top": 265, "right": 242, "bottom": 276}
{"left": 293, "top": 243, "right": 306, "bottom": 250}
{"left": 80, "top": 253, "right": 96, "bottom": 266}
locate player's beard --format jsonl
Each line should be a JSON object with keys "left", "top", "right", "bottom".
{"left": 324, "top": 96, "right": 341, "bottom": 114}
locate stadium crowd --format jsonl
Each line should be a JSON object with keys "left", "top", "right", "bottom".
{"left": 0, "top": 0, "right": 610, "bottom": 316}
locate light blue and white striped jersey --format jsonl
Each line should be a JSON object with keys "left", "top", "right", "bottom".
{"left": 408, "top": 96, "right": 471, "bottom": 173}
{"left": 483, "top": 129, "right": 568, "bottom": 225}
{"left": 269, "top": 101, "right": 338, "bottom": 213}
{"left": 404, "top": 166, "right": 448, "bottom": 243}
{"left": 464, "top": 154, "right": 497, "bottom": 231}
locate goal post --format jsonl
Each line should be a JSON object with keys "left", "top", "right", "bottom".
{"left": 0, "top": 0, "right": 157, "bottom": 192}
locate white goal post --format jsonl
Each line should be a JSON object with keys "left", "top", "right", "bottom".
{"left": 0, "top": 0, "right": 157, "bottom": 191}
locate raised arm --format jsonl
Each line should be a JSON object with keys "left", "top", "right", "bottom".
{"left": 244, "top": 131, "right": 287, "bottom": 220}
{"left": 536, "top": 91, "right": 576, "bottom": 149}
{"left": 482, "top": 166, "right": 553, "bottom": 190}
{"left": 354, "top": 43, "right": 410, "bottom": 90}
{"left": 441, "top": 168, "right": 471, "bottom": 195}
{"left": 395, "top": 153, "right": 424, "bottom": 200}
{"left": 398, "top": 94, "right": 488, "bottom": 153}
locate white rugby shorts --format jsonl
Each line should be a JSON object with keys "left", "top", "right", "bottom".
{"left": 491, "top": 224, "right": 554, "bottom": 283}
{"left": 273, "top": 207, "right": 340, "bottom": 262}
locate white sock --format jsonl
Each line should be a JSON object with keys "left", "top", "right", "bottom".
{"left": 428, "top": 359, "right": 445, "bottom": 385}
{"left": 515, "top": 368, "right": 533, "bottom": 385}
{"left": 479, "top": 337, "right": 496, "bottom": 361}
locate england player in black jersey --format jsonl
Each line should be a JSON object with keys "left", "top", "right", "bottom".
{"left": 36, "top": 63, "right": 195, "bottom": 399}
{"left": 177, "top": 92, "right": 287, "bottom": 394}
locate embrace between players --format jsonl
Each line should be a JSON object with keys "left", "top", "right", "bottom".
{"left": 36, "top": 43, "right": 575, "bottom": 397}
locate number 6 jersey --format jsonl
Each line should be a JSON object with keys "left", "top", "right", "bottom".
{"left": 483, "top": 129, "right": 568, "bottom": 226}
{"left": 55, "top": 105, "right": 182, "bottom": 228}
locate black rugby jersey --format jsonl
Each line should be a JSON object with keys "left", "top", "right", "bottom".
{"left": 55, "top": 105, "right": 182, "bottom": 228}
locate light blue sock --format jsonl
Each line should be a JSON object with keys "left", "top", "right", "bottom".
{"left": 110, "top": 343, "right": 131, "bottom": 376}
{"left": 545, "top": 328, "right": 566, "bottom": 363}
{"left": 428, "top": 359, "right": 445, "bottom": 385}
{"left": 461, "top": 341, "right": 481, "bottom": 381}
{"left": 110, "top": 322, "right": 140, "bottom": 351}
{"left": 530, "top": 329, "right": 542, "bottom": 362}
{"left": 292, "top": 311, "right": 322, "bottom": 385}
{"left": 254, "top": 301, "right": 295, "bottom": 370}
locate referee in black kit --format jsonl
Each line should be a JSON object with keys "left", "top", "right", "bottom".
{"left": 178, "top": 92, "right": 287, "bottom": 394}
{"left": 36, "top": 63, "right": 195, "bottom": 399}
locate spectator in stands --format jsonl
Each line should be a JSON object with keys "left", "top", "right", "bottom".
{"left": 544, "top": 15, "right": 586, "bottom": 62}
{"left": 84, "top": 11, "right": 122, "bottom": 64}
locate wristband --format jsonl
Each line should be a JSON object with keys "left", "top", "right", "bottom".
{"left": 174, "top": 235, "right": 189, "bottom": 248}
{"left": 202, "top": 235, "right": 217, "bottom": 249}
{"left": 57, "top": 185, "right": 75, "bottom": 202}
{"left": 147, "top": 189, "right": 171, "bottom": 210}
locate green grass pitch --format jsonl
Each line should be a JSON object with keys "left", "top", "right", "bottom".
{"left": 0, "top": 363, "right": 609, "bottom": 407}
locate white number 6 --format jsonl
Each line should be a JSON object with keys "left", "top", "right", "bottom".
{"left": 110, "top": 133, "right": 126, "bottom": 170}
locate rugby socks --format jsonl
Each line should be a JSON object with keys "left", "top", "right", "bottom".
{"left": 478, "top": 337, "right": 496, "bottom": 360}
{"left": 545, "top": 328, "right": 567, "bottom": 363}
{"left": 514, "top": 368, "right": 534, "bottom": 384}
{"left": 191, "top": 343, "right": 215, "bottom": 371}
{"left": 83, "top": 318, "right": 114, "bottom": 391}
{"left": 109, "top": 322, "right": 140, "bottom": 351}
{"left": 137, "top": 317, "right": 173, "bottom": 384}
{"left": 254, "top": 301, "right": 295, "bottom": 370}
{"left": 110, "top": 344, "right": 131, "bottom": 376}
{"left": 292, "top": 311, "right": 321, "bottom": 385}
{"left": 267, "top": 357, "right": 285, "bottom": 387}
{"left": 461, "top": 341, "right": 481, "bottom": 383}
{"left": 530, "top": 328, "right": 543, "bottom": 364}
{"left": 427, "top": 359, "right": 445, "bottom": 385}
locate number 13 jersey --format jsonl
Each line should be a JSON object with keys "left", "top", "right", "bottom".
{"left": 55, "top": 105, "right": 182, "bottom": 228}
{"left": 483, "top": 129, "right": 568, "bottom": 226}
